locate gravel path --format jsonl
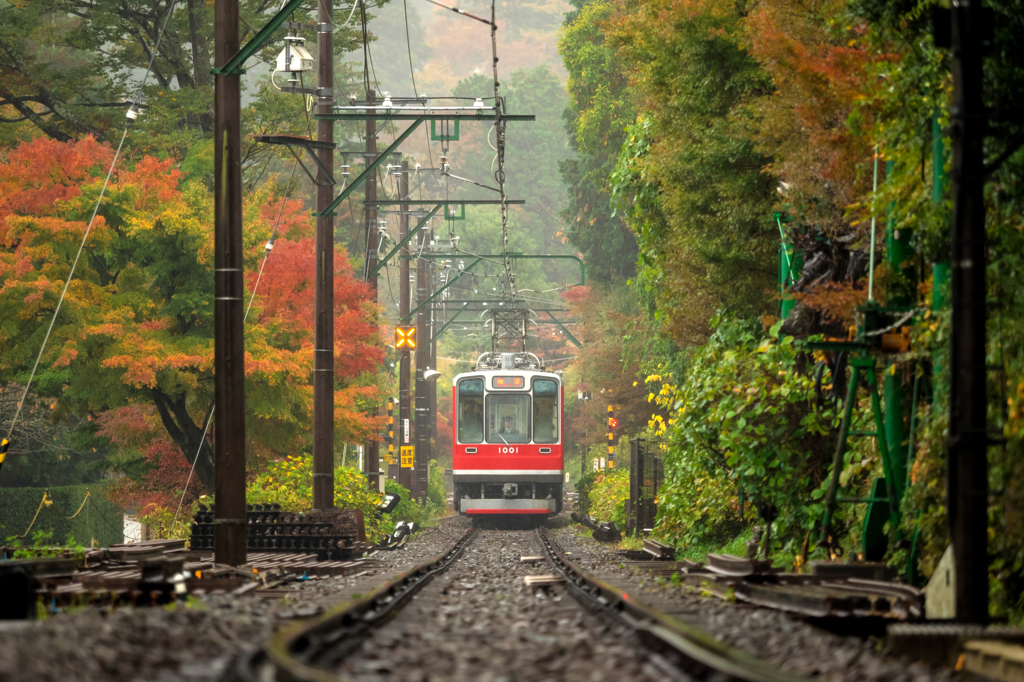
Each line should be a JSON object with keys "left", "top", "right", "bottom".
{"left": 0, "top": 516, "right": 471, "bottom": 682}
{"left": 551, "top": 524, "right": 956, "bottom": 682}
{"left": 339, "top": 526, "right": 669, "bottom": 682}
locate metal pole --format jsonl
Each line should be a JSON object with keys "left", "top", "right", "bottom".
{"left": 427, "top": 262, "right": 437, "bottom": 470}
{"left": 312, "top": 0, "right": 335, "bottom": 511}
{"left": 398, "top": 160, "right": 413, "bottom": 491}
{"left": 213, "top": 0, "right": 246, "bottom": 566}
{"left": 948, "top": 0, "right": 988, "bottom": 623}
{"left": 414, "top": 225, "right": 430, "bottom": 502}
{"left": 884, "top": 159, "right": 910, "bottom": 501}
{"left": 363, "top": 88, "right": 381, "bottom": 493}
{"left": 607, "top": 404, "right": 615, "bottom": 469}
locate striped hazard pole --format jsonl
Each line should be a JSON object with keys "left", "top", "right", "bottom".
{"left": 607, "top": 404, "right": 617, "bottom": 469}
{"left": 386, "top": 397, "right": 395, "bottom": 475}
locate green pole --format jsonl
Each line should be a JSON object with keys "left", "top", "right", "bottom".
{"left": 776, "top": 213, "right": 802, "bottom": 320}
{"left": 932, "top": 112, "right": 950, "bottom": 397}
{"left": 884, "top": 159, "right": 910, "bottom": 500}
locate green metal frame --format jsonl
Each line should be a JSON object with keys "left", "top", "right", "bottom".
{"left": 315, "top": 117, "right": 426, "bottom": 217}
{"left": 212, "top": 0, "right": 305, "bottom": 75}
{"left": 541, "top": 310, "right": 582, "bottom": 348}
{"left": 817, "top": 354, "right": 903, "bottom": 558}
{"left": 369, "top": 201, "right": 522, "bottom": 276}
{"left": 315, "top": 112, "right": 535, "bottom": 122}
{"left": 416, "top": 253, "right": 586, "bottom": 288}
{"left": 428, "top": 305, "right": 581, "bottom": 348}
{"left": 370, "top": 204, "right": 442, "bottom": 277}
{"left": 430, "top": 119, "right": 460, "bottom": 141}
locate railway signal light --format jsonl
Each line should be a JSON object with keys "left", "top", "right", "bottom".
{"left": 395, "top": 325, "right": 416, "bottom": 350}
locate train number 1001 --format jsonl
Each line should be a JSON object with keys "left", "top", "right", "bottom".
{"left": 497, "top": 446, "right": 519, "bottom": 454}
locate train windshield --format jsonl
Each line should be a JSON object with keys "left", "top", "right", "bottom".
{"left": 533, "top": 379, "right": 559, "bottom": 444}
{"left": 457, "top": 378, "right": 484, "bottom": 443}
{"left": 487, "top": 394, "right": 531, "bottom": 444}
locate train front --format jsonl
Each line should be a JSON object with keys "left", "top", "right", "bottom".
{"left": 452, "top": 353, "right": 564, "bottom": 516}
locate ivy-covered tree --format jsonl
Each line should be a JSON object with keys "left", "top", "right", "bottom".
{"left": 607, "top": 0, "right": 778, "bottom": 342}
{"left": 558, "top": 0, "right": 637, "bottom": 283}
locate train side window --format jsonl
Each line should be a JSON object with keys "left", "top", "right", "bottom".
{"left": 533, "top": 379, "right": 559, "bottom": 444}
{"left": 486, "top": 394, "right": 531, "bottom": 444}
{"left": 458, "top": 378, "right": 484, "bottom": 444}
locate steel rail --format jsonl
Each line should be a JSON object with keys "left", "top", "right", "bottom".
{"left": 536, "top": 528, "right": 812, "bottom": 682}
{"left": 233, "top": 527, "right": 476, "bottom": 681}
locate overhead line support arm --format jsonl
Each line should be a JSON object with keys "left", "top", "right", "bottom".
{"left": 314, "top": 116, "right": 427, "bottom": 217}
{"left": 212, "top": 0, "right": 306, "bottom": 75}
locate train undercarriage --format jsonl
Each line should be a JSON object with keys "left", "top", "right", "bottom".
{"left": 454, "top": 481, "right": 563, "bottom": 515}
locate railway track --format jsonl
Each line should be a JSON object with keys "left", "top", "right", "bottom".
{"left": 229, "top": 522, "right": 811, "bottom": 682}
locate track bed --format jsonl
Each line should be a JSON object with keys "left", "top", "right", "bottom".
{"left": 337, "top": 528, "right": 664, "bottom": 681}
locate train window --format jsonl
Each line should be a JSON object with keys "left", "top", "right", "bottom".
{"left": 457, "top": 378, "right": 484, "bottom": 443}
{"left": 486, "top": 394, "right": 531, "bottom": 444}
{"left": 533, "top": 379, "right": 559, "bottom": 444}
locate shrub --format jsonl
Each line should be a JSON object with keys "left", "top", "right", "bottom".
{"left": 246, "top": 455, "right": 388, "bottom": 541}
{"left": 588, "top": 468, "right": 629, "bottom": 527}
{"left": 650, "top": 318, "right": 844, "bottom": 554}
{"left": 0, "top": 481, "right": 123, "bottom": 547}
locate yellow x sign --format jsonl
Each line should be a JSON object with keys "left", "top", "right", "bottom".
{"left": 395, "top": 325, "right": 416, "bottom": 350}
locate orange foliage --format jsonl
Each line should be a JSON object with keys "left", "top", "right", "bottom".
{"left": 742, "top": 0, "right": 891, "bottom": 233}
{"left": 0, "top": 136, "right": 112, "bottom": 240}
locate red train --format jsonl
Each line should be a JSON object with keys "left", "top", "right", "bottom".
{"left": 451, "top": 352, "right": 564, "bottom": 516}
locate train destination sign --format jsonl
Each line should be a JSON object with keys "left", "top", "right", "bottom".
{"left": 492, "top": 376, "right": 524, "bottom": 389}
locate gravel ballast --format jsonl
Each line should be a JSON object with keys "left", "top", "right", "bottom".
{"left": 338, "top": 526, "right": 668, "bottom": 682}
{"left": 551, "top": 524, "right": 955, "bottom": 682}
{"left": 0, "top": 516, "right": 471, "bottom": 682}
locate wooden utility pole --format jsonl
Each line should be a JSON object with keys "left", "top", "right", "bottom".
{"left": 213, "top": 0, "right": 246, "bottom": 565}
{"left": 312, "top": 0, "right": 335, "bottom": 511}
{"left": 948, "top": 0, "right": 989, "bottom": 623}
{"left": 398, "top": 162, "right": 413, "bottom": 491}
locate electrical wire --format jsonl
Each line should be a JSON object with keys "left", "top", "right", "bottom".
{"left": 4, "top": 0, "right": 183, "bottom": 446}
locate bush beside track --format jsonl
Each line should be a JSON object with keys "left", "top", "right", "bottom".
{"left": 0, "top": 481, "right": 123, "bottom": 546}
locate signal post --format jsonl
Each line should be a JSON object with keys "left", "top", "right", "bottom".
{"left": 398, "top": 159, "right": 413, "bottom": 492}
{"left": 607, "top": 405, "right": 616, "bottom": 469}
{"left": 396, "top": 324, "right": 416, "bottom": 491}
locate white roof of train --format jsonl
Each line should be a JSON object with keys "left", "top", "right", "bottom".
{"left": 451, "top": 368, "right": 560, "bottom": 386}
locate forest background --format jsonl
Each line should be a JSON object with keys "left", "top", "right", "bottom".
{"left": 3, "top": 0, "right": 1024, "bottom": 620}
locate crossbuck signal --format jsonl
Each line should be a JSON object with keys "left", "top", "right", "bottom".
{"left": 395, "top": 326, "right": 417, "bottom": 350}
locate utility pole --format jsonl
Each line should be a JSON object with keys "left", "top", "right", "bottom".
{"left": 213, "top": 0, "right": 246, "bottom": 566}
{"left": 428, "top": 278, "right": 437, "bottom": 467}
{"left": 398, "top": 161, "right": 413, "bottom": 492}
{"left": 363, "top": 88, "right": 380, "bottom": 494}
{"left": 312, "top": 0, "right": 335, "bottom": 511}
{"left": 415, "top": 227, "right": 430, "bottom": 502}
{"left": 947, "top": 0, "right": 988, "bottom": 623}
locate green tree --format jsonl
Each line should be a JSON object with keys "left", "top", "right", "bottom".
{"left": 607, "top": 0, "right": 777, "bottom": 342}
{"left": 558, "top": 0, "right": 637, "bottom": 283}
{"left": 0, "top": 0, "right": 374, "bottom": 158}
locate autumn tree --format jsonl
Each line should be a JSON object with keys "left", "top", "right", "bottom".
{"left": 0, "top": 137, "right": 383, "bottom": 494}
